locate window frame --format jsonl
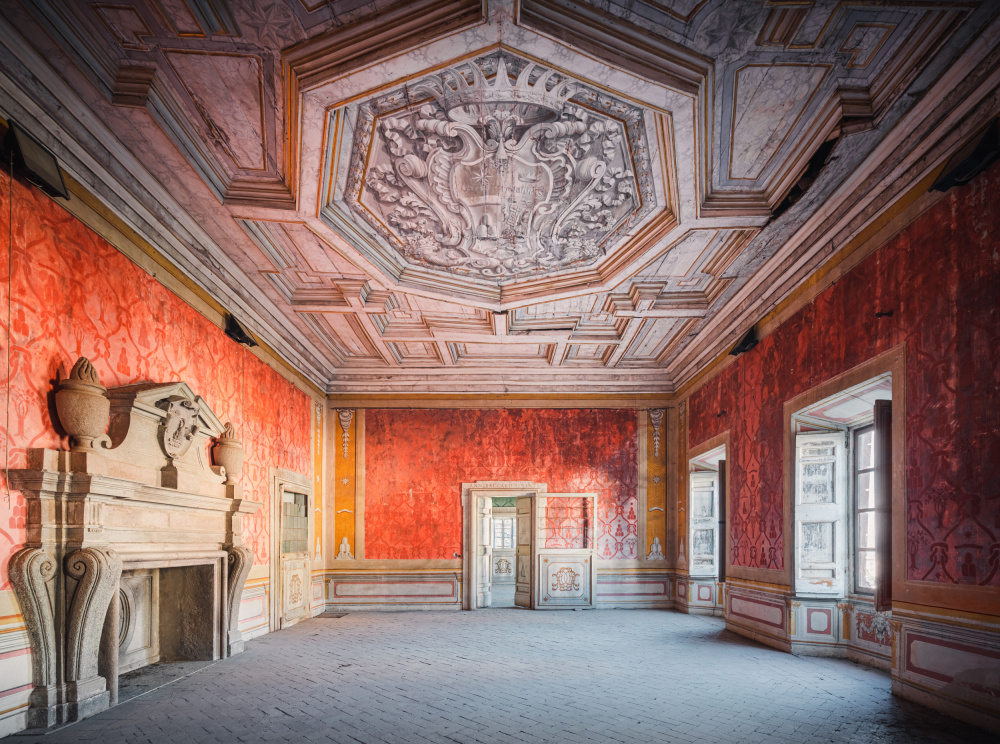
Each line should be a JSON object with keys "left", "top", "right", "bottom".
{"left": 852, "top": 424, "right": 877, "bottom": 596}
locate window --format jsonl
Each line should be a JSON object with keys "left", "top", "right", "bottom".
{"left": 493, "top": 517, "right": 514, "bottom": 549}
{"left": 854, "top": 426, "right": 876, "bottom": 593}
{"left": 791, "top": 374, "right": 892, "bottom": 602}
{"left": 281, "top": 491, "right": 309, "bottom": 554}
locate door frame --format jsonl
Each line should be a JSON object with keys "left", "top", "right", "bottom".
{"left": 269, "top": 467, "right": 313, "bottom": 631}
{"left": 461, "top": 481, "right": 547, "bottom": 610}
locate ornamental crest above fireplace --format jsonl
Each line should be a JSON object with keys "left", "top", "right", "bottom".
{"left": 160, "top": 397, "right": 200, "bottom": 459}
{"left": 337, "top": 51, "right": 655, "bottom": 282}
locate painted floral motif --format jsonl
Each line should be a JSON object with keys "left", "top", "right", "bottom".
{"left": 550, "top": 567, "right": 581, "bottom": 592}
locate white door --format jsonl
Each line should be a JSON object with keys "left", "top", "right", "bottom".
{"left": 689, "top": 473, "right": 719, "bottom": 579}
{"left": 477, "top": 497, "right": 493, "bottom": 608}
{"left": 280, "top": 490, "right": 310, "bottom": 627}
{"left": 514, "top": 496, "right": 533, "bottom": 609}
{"left": 794, "top": 432, "right": 848, "bottom": 596}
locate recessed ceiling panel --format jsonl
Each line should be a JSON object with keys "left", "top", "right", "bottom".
{"left": 326, "top": 49, "right": 658, "bottom": 285}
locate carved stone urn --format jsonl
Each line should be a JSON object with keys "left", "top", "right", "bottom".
{"left": 54, "top": 357, "right": 110, "bottom": 451}
{"left": 212, "top": 422, "right": 244, "bottom": 485}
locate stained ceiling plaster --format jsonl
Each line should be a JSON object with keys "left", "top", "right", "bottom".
{"left": 0, "top": 0, "right": 997, "bottom": 394}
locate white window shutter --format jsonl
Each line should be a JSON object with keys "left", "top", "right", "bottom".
{"left": 794, "top": 432, "right": 848, "bottom": 596}
{"left": 689, "top": 472, "right": 719, "bottom": 578}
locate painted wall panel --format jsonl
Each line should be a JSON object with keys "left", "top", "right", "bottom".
{"left": 688, "top": 159, "right": 1000, "bottom": 583}
{"left": 364, "top": 409, "right": 638, "bottom": 560}
{"left": 0, "top": 171, "right": 312, "bottom": 591}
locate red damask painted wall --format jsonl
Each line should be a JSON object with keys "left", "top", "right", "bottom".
{"left": 0, "top": 171, "right": 312, "bottom": 591}
{"left": 364, "top": 409, "right": 638, "bottom": 560}
{"left": 687, "top": 159, "right": 1000, "bottom": 584}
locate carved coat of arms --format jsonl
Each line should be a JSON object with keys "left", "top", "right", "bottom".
{"left": 160, "top": 398, "right": 200, "bottom": 459}
{"left": 352, "top": 56, "right": 645, "bottom": 280}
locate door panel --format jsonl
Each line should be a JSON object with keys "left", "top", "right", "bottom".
{"left": 478, "top": 498, "right": 493, "bottom": 607}
{"left": 514, "top": 497, "right": 533, "bottom": 608}
{"left": 537, "top": 555, "right": 592, "bottom": 607}
{"left": 281, "top": 556, "right": 309, "bottom": 626}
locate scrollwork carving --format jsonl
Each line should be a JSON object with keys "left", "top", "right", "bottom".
{"left": 226, "top": 547, "right": 254, "bottom": 649}
{"left": 9, "top": 548, "right": 58, "bottom": 687}
{"left": 64, "top": 548, "right": 122, "bottom": 683}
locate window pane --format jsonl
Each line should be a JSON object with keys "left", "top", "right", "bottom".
{"left": 858, "top": 511, "right": 876, "bottom": 550}
{"left": 857, "top": 471, "right": 874, "bottom": 510}
{"left": 857, "top": 550, "right": 876, "bottom": 591}
{"left": 857, "top": 429, "right": 874, "bottom": 470}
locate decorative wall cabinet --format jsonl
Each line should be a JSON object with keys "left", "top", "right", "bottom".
{"left": 9, "top": 361, "right": 259, "bottom": 730}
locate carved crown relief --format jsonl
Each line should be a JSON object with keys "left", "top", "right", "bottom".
{"left": 343, "top": 52, "right": 654, "bottom": 282}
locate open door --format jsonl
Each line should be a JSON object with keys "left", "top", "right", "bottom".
{"left": 478, "top": 497, "right": 493, "bottom": 608}
{"left": 535, "top": 494, "right": 597, "bottom": 609}
{"left": 514, "top": 496, "right": 533, "bottom": 608}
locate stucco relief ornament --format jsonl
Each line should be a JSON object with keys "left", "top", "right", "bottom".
{"left": 337, "top": 409, "right": 354, "bottom": 458}
{"left": 648, "top": 537, "right": 664, "bottom": 560}
{"left": 362, "top": 59, "right": 638, "bottom": 279}
{"left": 160, "top": 397, "right": 200, "bottom": 459}
{"left": 336, "top": 537, "right": 354, "bottom": 560}
{"left": 55, "top": 357, "right": 111, "bottom": 451}
{"left": 212, "top": 422, "right": 244, "bottom": 485}
{"left": 648, "top": 409, "right": 664, "bottom": 457}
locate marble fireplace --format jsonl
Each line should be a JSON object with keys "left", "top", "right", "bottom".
{"left": 9, "top": 359, "right": 259, "bottom": 729}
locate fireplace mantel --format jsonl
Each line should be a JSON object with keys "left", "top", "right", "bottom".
{"left": 10, "top": 375, "right": 260, "bottom": 730}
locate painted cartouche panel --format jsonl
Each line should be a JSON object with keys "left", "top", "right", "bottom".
{"left": 0, "top": 171, "right": 312, "bottom": 590}
{"left": 688, "top": 158, "right": 1000, "bottom": 583}
{"left": 364, "top": 409, "right": 638, "bottom": 560}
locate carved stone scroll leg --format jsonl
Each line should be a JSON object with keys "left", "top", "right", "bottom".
{"left": 98, "top": 583, "right": 120, "bottom": 706}
{"left": 9, "top": 547, "right": 65, "bottom": 728}
{"left": 226, "top": 547, "right": 253, "bottom": 656}
{"left": 64, "top": 548, "right": 123, "bottom": 720}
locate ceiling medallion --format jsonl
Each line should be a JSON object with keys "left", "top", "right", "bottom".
{"left": 345, "top": 53, "right": 652, "bottom": 282}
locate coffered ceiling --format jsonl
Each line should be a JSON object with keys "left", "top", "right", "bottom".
{"left": 0, "top": 0, "right": 997, "bottom": 394}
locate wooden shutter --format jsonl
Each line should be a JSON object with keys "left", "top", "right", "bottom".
{"left": 795, "top": 432, "right": 848, "bottom": 596}
{"left": 874, "top": 400, "right": 893, "bottom": 612}
{"left": 689, "top": 472, "right": 719, "bottom": 578}
{"left": 718, "top": 460, "right": 727, "bottom": 584}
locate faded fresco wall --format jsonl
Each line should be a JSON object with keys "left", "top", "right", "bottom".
{"left": 0, "top": 170, "right": 313, "bottom": 592}
{"left": 364, "top": 409, "right": 638, "bottom": 560}
{"left": 687, "top": 159, "right": 1000, "bottom": 583}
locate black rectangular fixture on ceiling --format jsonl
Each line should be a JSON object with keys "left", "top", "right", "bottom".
{"left": 225, "top": 313, "right": 258, "bottom": 347}
{"left": 729, "top": 327, "right": 759, "bottom": 356}
{"left": 2, "top": 119, "right": 69, "bottom": 199}
{"left": 931, "top": 118, "right": 1000, "bottom": 192}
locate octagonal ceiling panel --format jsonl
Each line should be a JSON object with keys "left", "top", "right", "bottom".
{"left": 320, "top": 48, "right": 668, "bottom": 296}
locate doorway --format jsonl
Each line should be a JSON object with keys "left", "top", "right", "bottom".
{"left": 461, "top": 481, "right": 597, "bottom": 611}
{"left": 269, "top": 467, "right": 314, "bottom": 631}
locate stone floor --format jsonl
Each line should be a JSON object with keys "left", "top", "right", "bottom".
{"left": 17, "top": 610, "right": 991, "bottom": 743}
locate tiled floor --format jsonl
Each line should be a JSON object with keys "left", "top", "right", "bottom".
{"left": 17, "top": 610, "right": 990, "bottom": 743}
